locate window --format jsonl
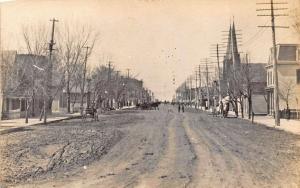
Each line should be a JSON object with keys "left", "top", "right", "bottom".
{"left": 278, "top": 46, "right": 297, "bottom": 61}
{"left": 21, "top": 99, "right": 26, "bottom": 111}
{"left": 267, "top": 71, "right": 272, "bottom": 86}
{"left": 11, "top": 99, "right": 20, "bottom": 110}
{"left": 268, "top": 70, "right": 273, "bottom": 85}
{"left": 271, "top": 71, "right": 273, "bottom": 84}
{"left": 297, "top": 69, "right": 300, "bottom": 84}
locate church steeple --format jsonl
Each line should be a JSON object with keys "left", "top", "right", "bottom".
{"left": 225, "top": 24, "right": 232, "bottom": 60}
{"left": 223, "top": 20, "right": 241, "bottom": 82}
{"left": 231, "top": 20, "right": 241, "bottom": 70}
{"left": 224, "top": 20, "right": 241, "bottom": 67}
{"left": 231, "top": 21, "right": 239, "bottom": 56}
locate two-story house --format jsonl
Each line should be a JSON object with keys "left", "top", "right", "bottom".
{"left": 266, "top": 44, "right": 300, "bottom": 118}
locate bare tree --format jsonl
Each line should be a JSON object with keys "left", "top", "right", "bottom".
{"left": 90, "top": 65, "right": 110, "bottom": 109}
{"left": 240, "top": 55, "right": 253, "bottom": 119}
{"left": 21, "top": 23, "right": 49, "bottom": 122}
{"left": 279, "top": 79, "right": 295, "bottom": 110}
{"left": 56, "top": 22, "right": 98, "bottom": 113}
{"left": 22, "top": 23, "right": 49, "bottom": 56}
{"left": 226, "top": 65, "right": 243, "bottom": 118}
{"left": 21, "top": 21, "right": 98, "bottom": 117}
{"left": 90, "top": 64, "right": 146, "bottom": 110}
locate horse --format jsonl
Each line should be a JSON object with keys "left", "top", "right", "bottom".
{"left": 82, "top": 107, "right": 98, "bottom": 121}
{"left": 151, "top": 102, "right": 160, "bottom": 110}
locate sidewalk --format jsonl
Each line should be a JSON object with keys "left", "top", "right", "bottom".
{"left": 228, "top": 111, "right": 300, "bottom": 135}
{"left": 0, "top": 113, "right": 80, "bottom": 135}
{"left": 119, "top": 105, "right": 137, "bottom": 110}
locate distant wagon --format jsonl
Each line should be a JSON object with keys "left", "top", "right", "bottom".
{"left": 136, "top": 102, "right": 160, "bottom": 110}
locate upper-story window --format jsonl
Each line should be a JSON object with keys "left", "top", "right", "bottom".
{"left": 278, "top": 45, "right": 297, "bottom": 61}
{"left": 267, "top": 70, "right": 273, "bottom": 86}
{"left": 271, "top": 71, "right": 273, "bottom": 84}
{"left": 297, "top": 69, "right": 300, "bottom": 84}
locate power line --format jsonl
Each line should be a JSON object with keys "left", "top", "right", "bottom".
{"left": 257, "top": 0, "right": 289, "bottom": 126}
{"left": 243, "top": 20, "right": 269, "bottom": 47}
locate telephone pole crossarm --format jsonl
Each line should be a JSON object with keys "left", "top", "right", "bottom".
{"left": 256, "top": 0, "right": 289, "bottom": 126}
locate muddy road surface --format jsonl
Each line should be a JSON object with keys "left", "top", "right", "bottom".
{"left": 1, "top": 105, "right": 300, "bottom": 188}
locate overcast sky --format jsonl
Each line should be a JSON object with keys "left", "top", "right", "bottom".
{"left": 1, "top": 0, "right": 300, "bottom": 100}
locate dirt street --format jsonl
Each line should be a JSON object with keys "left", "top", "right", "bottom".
{"left": 1, "top": 105, "right": 300, "bottom": 188}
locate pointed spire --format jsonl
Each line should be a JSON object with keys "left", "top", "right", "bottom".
{"left": 223, "top": 19, "right": 241, "bottom": 77}
{"left": 231, "top": 19, "right": 239, "bottom": 55}
{"left": 225, "top": 24, "right": 232, "bottom": 59}
{"left": 231, "top": 19, "right": 241, "bottom": 69}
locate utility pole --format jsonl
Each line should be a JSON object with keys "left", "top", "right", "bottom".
{"left": 184, "top": 81, "right": 187, "bottom": 103}
{"left": 216, "top": 44, "right": 222, "bottom": 102}
{"left": 108, "top": 61, "right": 112, "bottom": 81}
{"left": 107, "top": 61, "right": 112, "bottom": 108}
{"left": 116, "top": 70, "right": 120, "bottom": 108}
{"left": 205, "top": 61, "right": 210, "bottom": 109}
{"left": 200, "top": 58, "right": 213, "bottom": 110}
{"left": 186, "top": 78, "right": 189, "bottom": 104}
{"left": 80, "top": 46, "right": 90, "bottom": 115}
{"left": 126, "top": 68, "right": 130, "bottom": 78}
{"left": 43, "top": 18, "right": 58, "bottom": 124}
{"left": 125, "top": 68, "right": 130, "bottom": 106}
{"left": 257, "top": 0, "right": 288, "bottom": 126}
{"left": 198, "top": 65, "right": 202, "bottom": 109}
{"left": 210, "top": 44, "right": 226, "bottom": 103}
{"left": 49, "top": 18, "right": 58, "bottom": 59}
{"left": 189, "top": 76, "right": 192, "bottom": 104}
{"left": 195, "top": 70, "right": 198, "bottom": 108}
{"left": 245, "top": 53, "right": 253, "bottom": 119}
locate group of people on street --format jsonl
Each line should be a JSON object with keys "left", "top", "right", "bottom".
{"left": 219, "top": 100, "right": 230, "bottom": 118}
{"left": 175, "top": 100, "right": 231, "bottom": 117}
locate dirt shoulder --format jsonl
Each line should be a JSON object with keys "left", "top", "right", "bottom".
{"left": 0, "top": 110, "right": 143, "bottom": 187}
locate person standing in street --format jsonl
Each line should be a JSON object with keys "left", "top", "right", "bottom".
{"left": 219, "top": 101, "right": 224, "bottom": 117}
{"left": 182, "top": 104, "right": 185, "bottom": 113}
{"left": 178, "top": 104, "right": 181, "bottom": 113}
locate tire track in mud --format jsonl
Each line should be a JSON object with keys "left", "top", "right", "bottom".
{"left": 72, "top": 111, "right": 171, "bottom": 188}
{"left": 182, "top": 114, "right": 225, "bottom": 188}
{"left": 182, "top": 112, "right": 256, "bottom": 188}
{"left": 136, "top": 112, "right": 196, "bottom": 188}
{"left": 192, "top": 111, "right": 299, "bottom": 187}
{"left": 101, "top": 111, "right": 172, "bottom": 188}
{"left": 199, "top": 116, "right": 263, "bottom": 187}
